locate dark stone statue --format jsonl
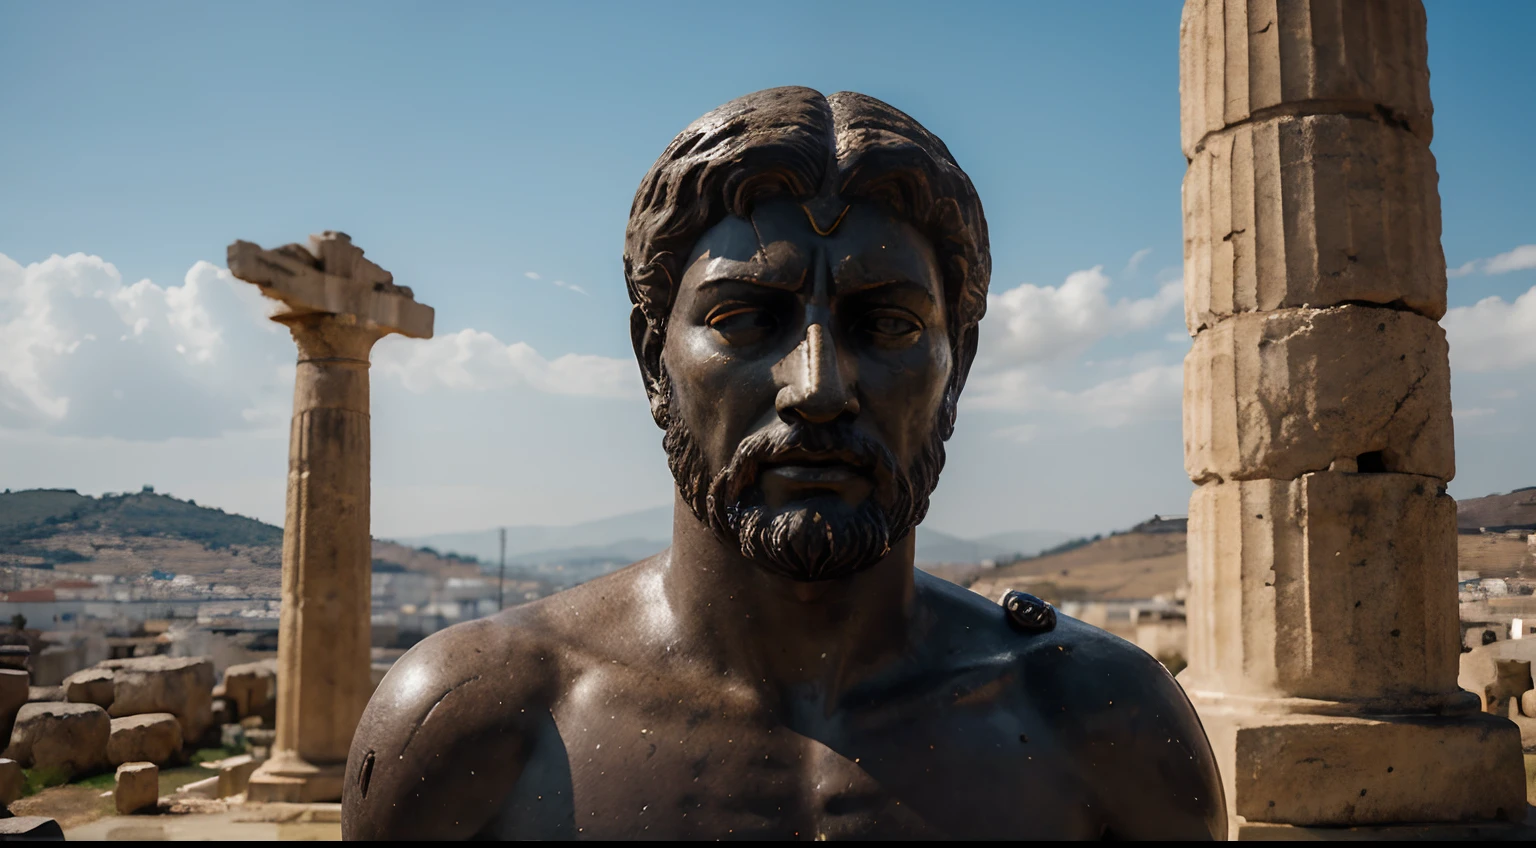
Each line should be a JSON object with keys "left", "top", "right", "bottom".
{"left": 343, "top": 87, "right": 1225, "bottom": 840}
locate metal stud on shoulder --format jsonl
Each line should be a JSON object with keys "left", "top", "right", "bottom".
{"left": 1001, "top": 590, "right": 1056, "bottom": 633}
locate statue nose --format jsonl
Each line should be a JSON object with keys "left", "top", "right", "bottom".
{"left": 776, "top": 322, "right": 860, "bottom": 424}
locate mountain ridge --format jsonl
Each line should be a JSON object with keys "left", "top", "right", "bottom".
{"left": 395, "top": 507, "right": 1073, "bottom": 567}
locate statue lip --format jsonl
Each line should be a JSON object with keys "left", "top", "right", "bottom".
{"left": 758, "top": 448, "right": 867, "bottom": 470}
{"left": 757, "top": 448, "right": 870, "bottom": 485}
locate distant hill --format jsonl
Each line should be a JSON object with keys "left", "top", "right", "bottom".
{"left": 0, "top": 487, "right": 280, "bottom": 565}
{"left": 969, "top": 530, "right": 1189, "bottom": 603}
{"left": 399, "top": 506, "right": 674, "bottom": 568}
{"left": 0, "top": 488, "right": 479, "bottom": 585}
{"left": 399, "top": 507, "right": 1071, "bottom": 568}
{"left": 1458, "top": 488, "right": 1536, "bottom": 533}
{"left": 958, "top": 492, "right": 1536, "bottom": 604}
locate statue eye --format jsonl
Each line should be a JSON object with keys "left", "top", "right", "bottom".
{"left": 707, "top": 305, "right": 777, "bottom": 344}
{"left": 863, "top": 312, "right": 921, "bottom": 339}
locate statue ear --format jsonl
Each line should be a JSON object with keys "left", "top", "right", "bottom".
{"left": 630, "top": 306, "right": 669, "bottom": 428}
{"left": 939, "top": 324, "right": 979, "bottom": 440}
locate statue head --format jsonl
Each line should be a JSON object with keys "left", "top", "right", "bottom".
{"left": 625, "top": 86, "right": 990, "bottom": 582}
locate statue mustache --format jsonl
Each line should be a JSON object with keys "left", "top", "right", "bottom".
{"left": 713, "top": 422, "right": 900, "bottom": 507}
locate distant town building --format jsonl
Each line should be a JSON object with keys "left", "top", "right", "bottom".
{"left": 1131, "top": 515, "right": 1188, "bottom": 534}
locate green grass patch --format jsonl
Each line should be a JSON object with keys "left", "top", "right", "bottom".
{"left": 23, "top": 751, "right": 244, "bottom": 799}
{"left": 158, "top": 765, "right": 213, "bottom": 795}
{"left": 21, "top": 766, "right": 72, "bottom": 797}
{"left": 189, "top": 746, "right": 242, "bottom": 765}
{"left": 70, "top": 771, "right": 117, "bottom": 791}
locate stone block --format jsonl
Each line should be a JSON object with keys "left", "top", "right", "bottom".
{"left": 114, "top": 761, "right": 159, "bottom": 815}
{"left": 1184, "top": 306, "right": 1453, "bottom": 484}
{"left": 5, "top": 702, "right": 109, "bottom": 779}
{"left": 246, "top": 727, "right": 275, "bottom": 747}
{"left": 104, "top": 656, "right": 214, "bottom": 745}
{"left": 1480, "top": 660, "right": 1536, "bottom": 720}
{"left": 0, "top": 669, "right": 28, "bottom": 752}
{"left": 211, "top": 697, "right": 232, "bottom": 729}
{"left": 1194, "top": 706, "right": 1524, "bottom": 827}
{"left": 0, "top": 757, "right": 22, "bottom": 807}
{"left": 0, "top": 817, "right": 63, "bottom": 839}
{"left": 221, "top": 658, "right": 276, "bottom": 720}
{"left": 107, "top": 712, "right": 182, "bottom": 767}
{"left": 63, "top": 666, "right": 114, "bottom": 709}
{"left": 0, "top": 646, "right": 29, "bottom": 672}
{"left": 1183, "top": 114, "right": 1445, "bottom": 330}
{"left": 26, "top": 685, "right": 62, "bottom": 703}
{"left": 1183, "top": 471, "right": 1459, "bottom": 703}
{"left": 217, "top": 753, "right": 259, "bottom": 798}
{"left": 246, "top": 755, "right": 345, "bottom": 804}
{"left": 1180, "top": 0, "right": 1432, "bottom": 157}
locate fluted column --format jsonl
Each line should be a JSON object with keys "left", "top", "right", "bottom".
{"left": 1178, "top": 0, "right": 1527, "bottom": 834}
{"left": 265, "top": 316, "right": 380, "bottom": 797}
{"left": 228, "top": 232, "right": 433, "bottom": 803}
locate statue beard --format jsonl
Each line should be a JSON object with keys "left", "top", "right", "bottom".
{"left": 662, "top": 380, "right": 947, "bottom": 583}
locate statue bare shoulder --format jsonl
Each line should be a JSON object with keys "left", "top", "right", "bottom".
{"left": 922, "top": 575, "right": 1227, "bottom": 840}
{"left": 341, "top": 603, "right": 566, "bottom": 840}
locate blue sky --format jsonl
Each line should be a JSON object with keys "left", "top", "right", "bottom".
{"left": 2, "top": 1, "right": 1533, "bottom": 539}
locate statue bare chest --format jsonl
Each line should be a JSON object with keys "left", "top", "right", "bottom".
{"left": 481, "top": 666, "right": 1105, "bottom": 840}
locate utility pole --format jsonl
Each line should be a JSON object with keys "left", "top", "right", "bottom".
{"left": 497, "top": 527, "right": 507, "bottom": 611}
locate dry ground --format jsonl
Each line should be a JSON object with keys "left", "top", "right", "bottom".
{"left": 947, "top": 531, "right": 1532, "bottom": 603}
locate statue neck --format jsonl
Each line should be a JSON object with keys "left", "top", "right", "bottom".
{"left": 661, "top": 489, "right": 919, "bottom": 703}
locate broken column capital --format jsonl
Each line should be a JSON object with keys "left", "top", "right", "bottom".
{"left": 227, "top": 232, "right": 434, "bottom": 341}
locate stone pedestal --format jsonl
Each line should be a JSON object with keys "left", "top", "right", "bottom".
{"left": 228, "top": 233, "right": 432, "bottom": 803}
{"left": 1177, "top": 0, "right": 1527, "bottom": 835}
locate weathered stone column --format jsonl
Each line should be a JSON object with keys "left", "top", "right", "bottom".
{"left": 228, "top": 232, "right": 432, "bottom": 803}
{"left": 1178, "top": 0, "right": 1528, "bottom": 835}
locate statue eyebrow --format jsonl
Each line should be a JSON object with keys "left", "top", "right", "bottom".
{"left": 833, "top": 277, "right": 937, "bottom": 303}
{"left": 697, "top": 258, "right": 807, "bottom": 291}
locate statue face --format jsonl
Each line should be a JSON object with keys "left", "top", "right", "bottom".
{"left": 662, "top": 198, "right": 953, "bottom": 581}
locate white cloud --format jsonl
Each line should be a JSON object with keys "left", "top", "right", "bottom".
{"left": 374, "top": 330, "right": 636, "bottom": 398}
{"left": 526, "top": 271, "right": 589, "bottom": 296}
{"left": 550, "top": 279, "right": 589, "bottom": 297}
{"left": 990, "top": 422, "right": 1041, "bottom": 444}
{"left": 1453, "top": 407, "right": 1497, "bottom": 419}
{"left": 1123, "top": 247, "right": 1153, "bottom": 276}
{"left": 1443, "top": 284, "right": 1536, "bottom": 373}
{"left": 0, "top": 252, "right": 636, "bottom": 441}
{"left": 962, "top": 265, "right": 1185, "bottom": 429}
{"left": 1448, "top": 244, "right": 1536, "bottom": 278}
{"left": 0, "top": 252, "right": 290, "bottom": 438}
{"left": 969, "top": 363, "right": 1183, "bottom": 426}
{"left": 978, "top": 266, "right": 1182, "bottom": 369}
